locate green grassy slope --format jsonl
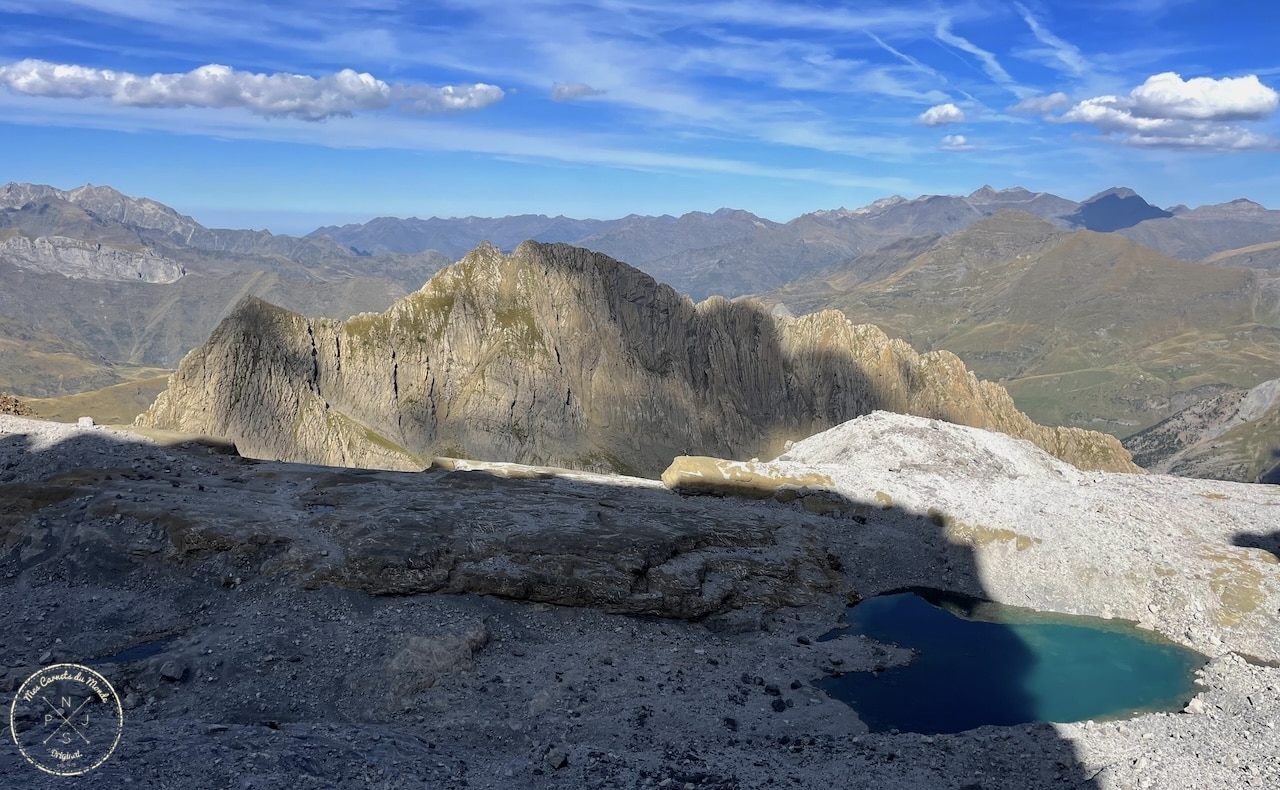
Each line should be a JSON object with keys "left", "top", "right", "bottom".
{"left": 764, "top": 212, "right": 1280, "bottom": 436}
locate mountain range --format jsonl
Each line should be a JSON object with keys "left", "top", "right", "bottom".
{"left": 5, "top": 179, "right": 1280, "bottom": 462}
{"left": 761, "top": 210, "right": 1280, "bottom": 435}
{"left": 311, "top": 185, "right": 1280, "bottom": 300}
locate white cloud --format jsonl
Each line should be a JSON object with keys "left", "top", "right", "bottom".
{"left": 0, "top": 59, "right": 504, "bottom": 120}
{"left": 551, "top": 82, "right": 605, "bottom": 101}
{"left": 1013, "top": 3, "right": 1087, "bottom": 75}
{"left": 918, "top": 102, "right": 964, "bottom": 126}
{"left": 1010, "top": 92, "right": 1071, "bottom": 114}
{"left": 394, "top": 83, "right": 505, "bottom": 113}
{"left": 0, "top": 89, "right": 921, "bottom": 193}
{"left": 1129, "top": 72, "right": 1278, "bottom": 121}
{"left": 1058, "top": 72, "right": 1279, "bottom": 150}
{"left": 940, "top": 133, "right": 975, "bottom": 151}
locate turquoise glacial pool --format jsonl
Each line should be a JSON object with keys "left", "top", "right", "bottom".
{"left": 813, "top": 588, "right": 1208, "bottom": 734}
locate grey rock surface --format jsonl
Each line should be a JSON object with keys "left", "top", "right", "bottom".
{"left": 0, "top": 233, "right": 186, "bottom": 283}
{"left": 1, "top": 412, "right": 1276, "bottom": 788}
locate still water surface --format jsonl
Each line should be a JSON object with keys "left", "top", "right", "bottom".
{"left": 814, "top": 589, "right": 1207, "bottom": 734}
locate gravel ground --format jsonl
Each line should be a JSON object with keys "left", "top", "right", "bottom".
{"left": 1, "top": 414, "right": 1276, "bottom": 789}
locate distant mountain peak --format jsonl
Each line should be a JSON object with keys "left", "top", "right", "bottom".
{"left": 968, "top": 185, "right": 1034, "bottom": 200}
{"left": 850, "top": 195, "right": 908, "bottom": 215}
{"left": 808, "top": 207, "right": 854, "bottom": 219}
{"left": 1225, "top": 198, "right": 1267, "bottom": 210}
{"left": 67, "top": 183, "right": 127, "bottom": 200}
{"left": 1069, "top": 187, "right": 1171, "bottom": 232}
{"left": 1084, "top": 186, "right": 1140, "bottom": 202}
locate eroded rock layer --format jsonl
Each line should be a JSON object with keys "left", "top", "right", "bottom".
{"left": 138, "top": 241, "right": 1137, "bottom": 476}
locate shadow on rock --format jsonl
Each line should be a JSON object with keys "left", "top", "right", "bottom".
{"left": 0, "top": 422, "right": 1098, "bottom": 788}
{"left": 1233, "top": 530, "right": 1280, "bottom": 561}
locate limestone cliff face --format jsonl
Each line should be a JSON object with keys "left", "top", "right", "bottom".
{"left": 138, "top": 241, "right": 1138, "bottom": 476}
{"left": 0, "top": 233, "right": 186, "bottom": 283}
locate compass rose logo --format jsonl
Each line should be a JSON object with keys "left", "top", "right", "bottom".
{"left": 10, "top": 663, "right": 123, "bottom": 776}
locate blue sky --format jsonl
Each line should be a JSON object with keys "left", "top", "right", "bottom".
{"left": 1, "top": 0, "right": 1278, "bottom": 234}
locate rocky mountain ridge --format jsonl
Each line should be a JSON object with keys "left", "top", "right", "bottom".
{"left": 137, "top": 240, "right": 1138, "bottom": 477}
{"left": 0, "top": 182, "right": 356, "bottom": 265}
{"left": 312, "top": 186, "right": 1092, "bottom": 299}
{"left": 762, "top": 210, "right": 1280, "bottom": 436}
{"left": 9, "top": 180, "right": 1278, "bottom": 301}
{"left": 310, "top": 184, "right": 1280, "bottom": 300}
{"left": 1117, "top": 197, "right": 1280, "bottom": 264}
{"left": 0, "top": 184, "right": 455, "bottom": 284}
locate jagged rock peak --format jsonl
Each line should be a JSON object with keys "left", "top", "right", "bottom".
{"left": 139, "top": 241, "right": 1139, "bottom": 477}
{"left": 968, "top": 185, "right": 1035, "bottom": 200}
{"left": 851, "top": 195, "right": 909, "bottom": 214}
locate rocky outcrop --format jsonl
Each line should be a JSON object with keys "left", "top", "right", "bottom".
{"left": 661, "top": 457, "right": 835, "bottom": 499}
{"left": 0, "top": 232, "right": 186, "bottom": 282}
{"left": 1, "top": 411, "right": 1277, "bottom": 789}
{"left": 1125, "top": 377, "right": 1280, "bottom": 482}
{"left": 138, "top": 241, "right": 1138, "bottom": 477}
{"left": 5, "top": 409, "right": 1276, "bottom": 657}
{"left": 0, "top": 392, "right": 33, "bottom": 416}
{"left": 768, "top": 411, "right": 1280, "bottom": 661}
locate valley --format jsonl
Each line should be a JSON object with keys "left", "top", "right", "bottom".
{"left": 5, "top": 180, "right": 1280, "bottom": 476}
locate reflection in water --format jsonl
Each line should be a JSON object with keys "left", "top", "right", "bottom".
{"left": 814, "top": 588, "right": 1207, "bottom": 734}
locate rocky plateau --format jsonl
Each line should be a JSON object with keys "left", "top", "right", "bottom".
{"left": 0, "top": 411, "right": 1276, "bottom": 788}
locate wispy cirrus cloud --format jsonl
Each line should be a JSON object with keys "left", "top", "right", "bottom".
{"left": 0, "top": 87, "right": 920, "bottom": 192}
{"left": 866, "top": 32, "right": 943, "bottom": 80}
{"left": 0, "top": 59, "right": 503, "bottom": 120}
{"left": 0, "top": 1, "right": 967, "bottom": 157}
{"left": 935, "top": 19, "right": 1034, "bottom": 99}
{"left": 1013, "top": 3, "right": 1087, "bottom": 76}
